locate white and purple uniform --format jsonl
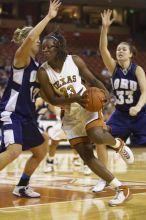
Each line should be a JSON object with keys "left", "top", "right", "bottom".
{"left": 35, "top": 102, "right": 48, "bottom": 133}
{"left": 107, "top": 63, "right": 146, "bottom": 145}
{"left": 0, "top": 58, "right": 44, "bottom": 152}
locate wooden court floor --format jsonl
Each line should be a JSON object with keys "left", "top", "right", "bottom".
{"left": 0, "top": 148, "right": 146, "bottom": 220}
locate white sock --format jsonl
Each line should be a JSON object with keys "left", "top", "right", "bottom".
{"left": 111, "top": 138, "right": 121, "bottom": 149}
{"left": 109, "top": 178, "right": 122, "bottom": 188}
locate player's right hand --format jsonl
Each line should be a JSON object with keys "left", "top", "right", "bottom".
{"left": 101, "top": 9, "right": 115, "bottom": 28}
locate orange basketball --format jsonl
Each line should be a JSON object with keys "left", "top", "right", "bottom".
{"left": 83, "top": 87, "right": 106, "bottom": 112}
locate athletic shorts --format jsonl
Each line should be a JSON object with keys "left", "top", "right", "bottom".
{"left": 62, "top": 103, "right": 106, "bottom": 146}
{"left": 48, "top": 120, "right": 66, "bottom": 141}
{"left": 0, "top": 117, "right": 44, "bottom": 152}
{"left": 106, "top": 109, "right": 146, "bottom": 145}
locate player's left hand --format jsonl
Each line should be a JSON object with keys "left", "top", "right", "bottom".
{"left": 48, "top": 0, "right": 62, "bottom": 19}
{"left": 129, "top": 105, "right": 141, "bottom": 116}
{"left": 78, "top": 96, "right": 89, "bottom": 108}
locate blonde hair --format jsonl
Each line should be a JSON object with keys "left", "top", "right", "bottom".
{"left": 11, "top": 26, "right": 33, "bottom": 45}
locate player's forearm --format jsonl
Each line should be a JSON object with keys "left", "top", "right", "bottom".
{"left": 28, "top": 15, "right": 52, "bottom": 41}
{"left": 99, "top": 26, "right": 109, "bottom": 52}
{"left": 49, "top": 95, "right": 81, "bottom": 106}
{"left": 89, "top": 78, "right": 109, "bottom": 98}
{"left": 136, "top": 92, "right": 146, "bottom": 109}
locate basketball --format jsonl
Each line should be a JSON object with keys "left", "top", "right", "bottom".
{"left": 83, "top": 87, "right": 106, "bottom": 112}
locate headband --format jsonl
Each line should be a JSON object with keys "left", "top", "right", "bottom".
{"left": 49, "top": 35, "right": 59, "bottom": 41}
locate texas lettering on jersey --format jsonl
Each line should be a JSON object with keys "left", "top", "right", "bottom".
{"left": 53, "top": 75, "right": 77, "bottom": 89}
{"left": 41, "top": 55, "right": 86, "bottom": 98}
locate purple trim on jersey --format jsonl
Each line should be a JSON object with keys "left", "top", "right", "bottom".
{"left": 0, "top": 58, "right": 40, "bottom": 120}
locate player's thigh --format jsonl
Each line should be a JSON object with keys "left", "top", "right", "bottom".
{"left": 106, "top": 110, "right": 130, "bottom": 140}
{"left": 22, "top": 120, "right": 44, "bottom": 151}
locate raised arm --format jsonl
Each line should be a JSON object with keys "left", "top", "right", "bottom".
{"left": 14, "top": 0, "right": 61, "bottom": 67}
{"left": 99, "top": 9, "right": 116, "bottom": 75}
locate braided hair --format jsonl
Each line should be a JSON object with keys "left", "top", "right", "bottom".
{"left": 43, "top": 30, "right": 68, "bottom": 62}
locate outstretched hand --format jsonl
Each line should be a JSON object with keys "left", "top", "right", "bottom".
{"left": 101, "top": 9, "right": 115, "bottom": 28}
{"left": 48, "top": 0, "right": 62, "bottom": 19}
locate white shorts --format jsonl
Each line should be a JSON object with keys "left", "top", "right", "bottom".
{"left": 62, "top": 103, "right": 104, "bottom": 145}
{"left": 48, "top": 120, "right": 66, "bottom": 141}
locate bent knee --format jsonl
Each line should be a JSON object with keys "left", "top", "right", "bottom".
{"left": 87, "top": 127, "right": 106, "bottom": 144}
{"left": 75, "top": 143, "right": 94, "bottom": 161}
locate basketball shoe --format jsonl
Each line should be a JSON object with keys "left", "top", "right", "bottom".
{"left": 83, "top": 165, "right": 92, "bottom": 175}
{"left": 109, "top": 185, "right": 132, "bottom": 206}
{"left": 92, "top": 179, "right": 107, "bottom": 192}
{"left": 116, "top": 138, "right": 134, "bottom": 164}
{"left": 13, "top": 186, "right": 40, "bottom": 198}
{"left": 44, "top": 158, "right": 55, "bottom": 173}
{"left": 72, "top": 157, "right": 82, "bottom": 166}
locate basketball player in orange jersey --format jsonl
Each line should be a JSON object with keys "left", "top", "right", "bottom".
{"left": 93, "top": 9, "right": 146, "bottom": 193}
{"left": 0, "top": 0, "right": 61, "bottom": 198}
{"left": 37, "top": 31, "right": 134, "bottom": 206}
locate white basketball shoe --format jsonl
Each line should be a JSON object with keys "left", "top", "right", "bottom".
{"left": 109, "top": 185, "right": 132, "bottom": 206}
{"left": 116, "top": 138, "right": 134, "bottom": 164}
